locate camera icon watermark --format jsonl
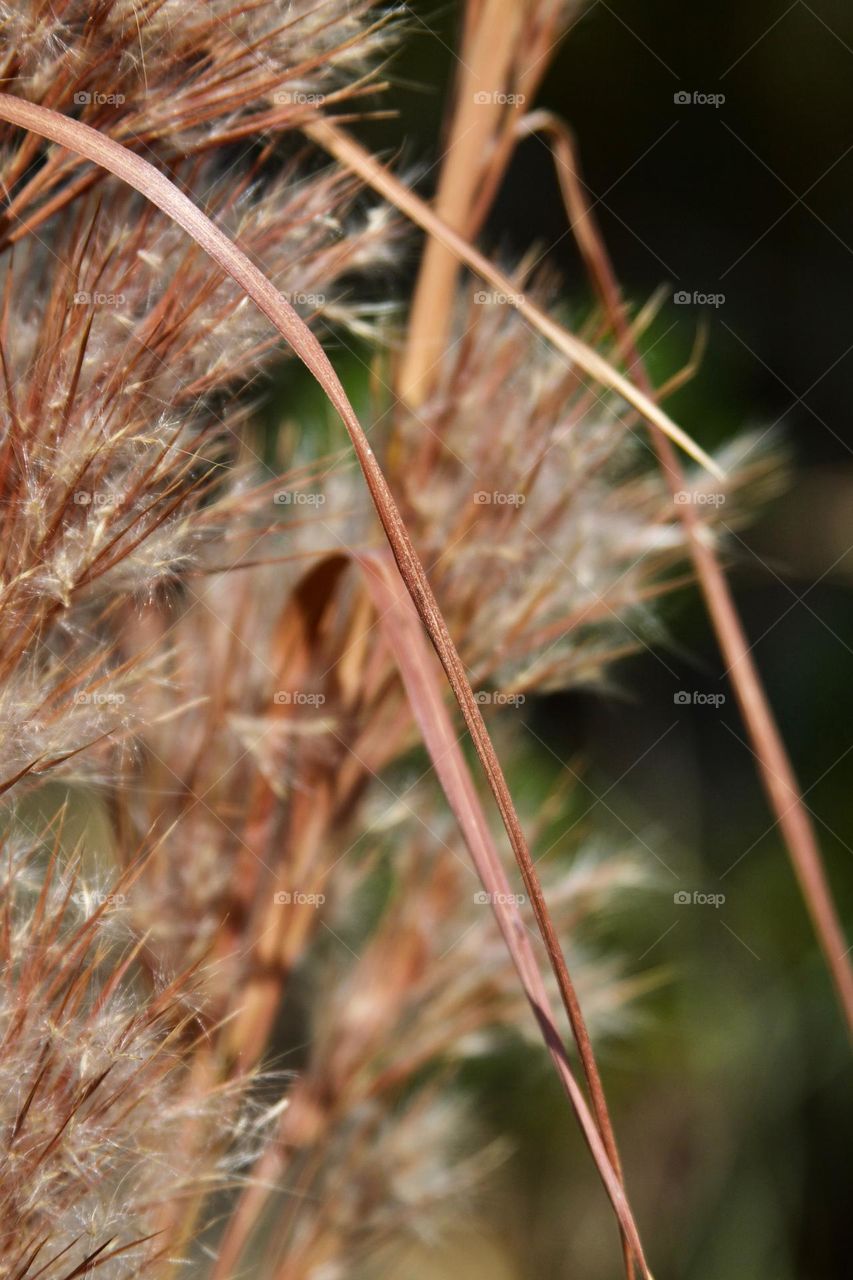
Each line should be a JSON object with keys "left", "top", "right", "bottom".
{"left": 473, "top": 490, "right": 526, "bottom": 507}
{"left": 473, "top": 90, "right": 526, "bottom": 106}
{"left": 474, "top": 691, "right": 526, "bottom": 708}
{"left": 73, "top": 890, "right": 127, "bottom": 907}
{"left": 273, "top": 690, "right": 326, "bottom": 707}
{"left": 673, "top": 490, "right": 726, "bottom": 507}
{"left": 674, "top": 889, "right": 726, "bottom": 908}
{"left": 473, "top": 890, "right": 526, "bottom": 906}
{"left": 73, "top": 290, "right": 126, "bottom": 308}
{"left": 273, "top": 490, "right": 326, "bottom": 506}
{"left": 673, "top": 690, "right": 726, "bottom": 708}
{"left": 73, "top": 490, "right": 121, "bottom": 509}
{"left": 674, "top": 90, "right": 725, "bottom": 108}
{"left": 74, "top": 691, "right": 126, "bottom": 707}
{"left": 73, "top": 90, "right": 126, "bottom": 106}
{"left": 274, "top": 90, "right": 326, "bottom": 106}
{"left": 674, "top": 290, "right": 725, "bottom": 309}
{"left": 283, "top": 291, "right": 326, "bottom": 307}
{"left": 473, "top": 289, "right": 525, "bottom": 306}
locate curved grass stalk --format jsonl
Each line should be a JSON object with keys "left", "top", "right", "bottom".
{"left": 519, "top": 108, "right": 853, "bottom": 1039}
{"left": 306, "top": 110, "right": 853, "bottom": 1042}
{"left": 305, "top": 117, "right": 724, "bottom": 482}
{"left": 0, "top": 94, "right": 651, "bottom": 1274}
{"left": 358, "top": 551, "right": 649, "bottom": 1275}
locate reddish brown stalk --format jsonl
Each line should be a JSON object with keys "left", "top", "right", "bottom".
{"left": 213, "top": 551, "right": 653, "bottom": 1277}
{"left": 391, "top": 10, "right": 641, "bottom": 1263}
{"left": 359, "top": 553, "right": 650, "bottom": 1276}
{"left": 305, "top": 117, "right": 723, "bottom": 481}
{"left": 306, "top": 119, "right": 853, "bottom": 1040}
{"left": 0, "top": 95, "right": 651, "bottom": 1270}
{"left": 524, "top": 111, "right": 853, "bottom": 1038}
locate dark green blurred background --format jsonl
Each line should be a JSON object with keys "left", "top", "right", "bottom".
{"left": 350, "top": 3, "right": 853, "bottom": 1276}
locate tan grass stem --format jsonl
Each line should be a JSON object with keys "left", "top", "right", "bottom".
{"left": 524, "top": 110, "right": 853, "bottom": 1039}
{"left": 305, "top": 118, "right": 723, "bottom": 482}
{"left": 0, "top": 93, "right": 651, "bottom": 1273}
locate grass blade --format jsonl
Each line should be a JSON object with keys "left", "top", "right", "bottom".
{"left": 358, "top": 550, "right": 649, "bottom": 1275}
{"left": 0, "top": 94, "right": 651, "bottom": 1271}
{"left": 525, "top": 109, "right": 853, "bottom": 1040}
{"left": 305, "top": 117, "right": 724, "bottom": 482}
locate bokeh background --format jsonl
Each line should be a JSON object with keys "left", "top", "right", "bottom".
{"left": 325, "top": 3, "right": 853, "bottom": 1276}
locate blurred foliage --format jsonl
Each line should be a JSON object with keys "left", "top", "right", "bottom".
{"left": 295, "top": 2, "right": 853, "bottom": 1277}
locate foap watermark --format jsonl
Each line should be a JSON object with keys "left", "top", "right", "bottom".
{"left": 73, "top": 890, "right": 127, "bottom": 907}
{"left": 73, "top": 290, "right": 126, "bottom": 307}
{"left": 274, "top": 90, "right": 326, "bottom": 106}
{"left": 274, "top": 890, "right": 326, "bottom": 906}
{"left": 274, "top": 490, "right": 326, "bottom": 507}
{"left": 473, "top": 890, "right": 526, "bottom": 906}
{"left": 74, "top": 691, "right": 126, "bottom": 707}
{"left": 473, "top": 90, "right": 526, "bottom": 106}
{"left": 674, "top": 490, "right": 726, "bottom": 507}
{"left": 674, "top": 290, "right": 725, "bottom": 309}
{"left": 274, "top": 690, "right": 326, "bottom": 707}
{"left": 283, "top": 291, "right": 326, "bottom": 308}
{"left": 474, "top": 691, "right": 526, "bottom": 708}
{"left": 474, "top": 289, "right": 524, "bottom": 306}
{"left": 674, "top": 90, "right": 725, "bottom": 109}
{"left": 674, "top": 889, "right": 726, "bottom": 908}
{"left": 74, "top": 90, "right": 126, "bottom": 106}
{"left": 673, "top": 690, "right": 726, "bottom": 709}
{"left": 474, "top": 490, "right": 525, "bottom": 507}
{"left": 74, "top": 491, "right": 121, "bottom": 509}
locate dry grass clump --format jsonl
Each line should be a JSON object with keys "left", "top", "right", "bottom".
{"left": 0, "top": 2, "right": 845, "bottom": 1278}
{"left": 388, "top": 279, "right": 778, "bottom": 693}
{"left": 0, "top": 829, "right": 261, "bottom": 1279}
{"left": 0, "top": 0, "right": 398, "bottom": 234}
